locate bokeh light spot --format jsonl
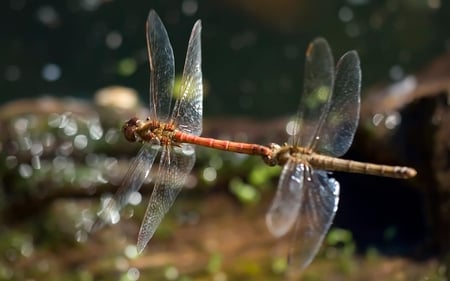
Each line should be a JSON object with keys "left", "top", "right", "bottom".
{"left": 42, "top": 63, "right": 61, "bottom": 81}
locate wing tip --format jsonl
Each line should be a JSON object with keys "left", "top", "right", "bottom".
{"left": 136, "top": 235, "right": 150, "bottom": 254}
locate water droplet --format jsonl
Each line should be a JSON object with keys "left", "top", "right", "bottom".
{"left": 164, "top": 266, "right": 179, "bottom": 280}
{"left": 89, "top": 122, "right": 103, "bottom": 140}
{"left": 5, "top": 155, "right": 17, "bottom": 169}
{"left": 184, "top": 174, "right": 198, "bottom": 189}
{"left": 114, "top": 256, "right": 129, "bottom": 271}
{"left": 58, "top": 113, "right": 70, "bottom": 128}
{"left": 285, "top": 120, "right": 299, "bottom": 136}
{"left": 372, "top": 113, "right": 384, "bottom": 126}
{"left": 75, "top": 230, "right": 88, "bottom": 243}
{"left": 105, "top": 128, "right": 119, "bottom": 144}
{"left": 31, "top": 156, "right": 41, "bottom": 170}
{"left": 386, "top": 75, "right": 417, "bottom": 97}
{"left": 58, "top": 141, "right": 73, "bottom": 156}
{"left": 14, "top": 118, "right": 29, "bottom": 135}
{"left": 124, "top": 245, "right": 138, "bottom": 259}
{"left": 385, "top": 112, "right": 401, "bottom": 129}
{"left": 74, "top": 135, "right": 88, "bottom": 150}
{"left": 30, "top": 142, "right": 43, "bottom": 156}
{"left": 18, "top": 136, "right": 32, "bottom": 151}
{"left": 427, "top": 0, "right": 441, "bottom": 9}
{"left": 48, "top": 113, "right": 61, "bottom": 127}
{"left": 42, "top": 132, "right": 56, "bottom": 148}
{"left": 53, "top": 155, "right": 68, "bottom": 170}
{"left": 128, "top": 192, "right": 142, "bottom": 206}
{"left": 95, "top": 171, "right": 108, "bottom": 184}
{"left": 36, "top": 5, "right": 60, "bottom": 28}
{"left": 105, "top": 31, "right": 122, "bottom": 49}
{"left": 103, "top": 157, "right": 118, "bottom": 173}
{"left": 127, "top": 267, "right": 140, "bottom": 281}
{"left": 18, "top": 164, "right": 33, "bottom": 178}
{"left": 389, "top": 65, "right": 404, "bottom": 81}
{"left": 338, "top": 6, "right": 354, "bottom": 22}
{"left": 80, "top": 0, "right": 102, "bottom": 11}
{"left": 20, "top": 240, "right": 34, "bottom": 257}
{"left": 182, "top": 0, "right": 198, "bottom": 16}
{"left": 203, "top": 167, "right": 217, "bottom": 182}
{"left": 63, "top": 119, "right": 78, "bottom": 136}
{"left": 41, "top": 63, "right": 61, "bottom": 81}
{"left": 117, "top": 58, "right": 137, "bottom": 76}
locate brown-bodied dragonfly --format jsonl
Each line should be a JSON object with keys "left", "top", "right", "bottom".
{"left": 262, "top": 38, "right": 416, "bottom": 271}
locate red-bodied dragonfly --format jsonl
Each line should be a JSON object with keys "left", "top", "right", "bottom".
{"left": 92, "top": 10, "right": 270, "bottom": 253}
{"left": 262, "top": 38, "right": 416, "bottom": 271}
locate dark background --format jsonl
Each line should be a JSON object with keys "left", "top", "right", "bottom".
{"left": 2, "top": 0, "right": 448, "bottom": 117}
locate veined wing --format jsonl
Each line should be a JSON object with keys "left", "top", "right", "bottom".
{"left": 266, "top": 159, "right": 305, "bottom": 238}
{"left": 171, "top": 20, "right": 203, "bottom": 136}
{"left": 91, "top": 144, "right": 159, "bottom": 231}
{"left": 292, "top": 38, "right": 334, "bottom": 149}
{"left": 314, "top": 51, "right": 361, "bottom": 157}
{"left": 288, "top": 168, "right": 340, "bottom": 271}
{"left": 136, "top": 143, "right": 196, "bottom": 253}
{"left": 147, "top": 10, "right": 175, "bottom": 123}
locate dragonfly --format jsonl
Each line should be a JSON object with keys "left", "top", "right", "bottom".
{"left": 94, "top": 10, "right": 417, "bottom": 263}
{"left": 92, "top": 10, "right": 270, "bottom": 253}
{"left": 262, "top": 37, "right": 417, "bottom": 271}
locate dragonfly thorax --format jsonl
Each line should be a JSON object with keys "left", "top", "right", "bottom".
{"left": 267, "top": 143, "right": 314, "bottom": 166}
{"left": 122, "top": 117, "right": 177, "bottom": 145}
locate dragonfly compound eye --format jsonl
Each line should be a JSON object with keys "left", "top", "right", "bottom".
{"left": 123, "top": 117, "right": 139, "bottom": 142}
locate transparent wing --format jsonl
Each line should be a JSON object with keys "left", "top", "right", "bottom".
{"left": 136, "top": 143, "right": 196, "bottom": 253}
{"left": 91, "top": 144, "right": 159, "bottom": 231}
{"left": 171, "top": 20, "right": 203, "bottom": 136}
{"left": 266, "top": 159, "right": 305, "bottom": 238}
{"left": 288, "top": 168, "right": 340, "bottom": 271}
{"left": 292, "top": 37, "right": 334, "bottom": 149}
{"left": 315, "top": 51, "right": 361, "bottom": 156}
{"left": 147, "top": 10, "right": 175, "bottom": 122}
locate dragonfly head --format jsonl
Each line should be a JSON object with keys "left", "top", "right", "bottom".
{"left": 122, "top": 117, "right": 140, "bottom": 142}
